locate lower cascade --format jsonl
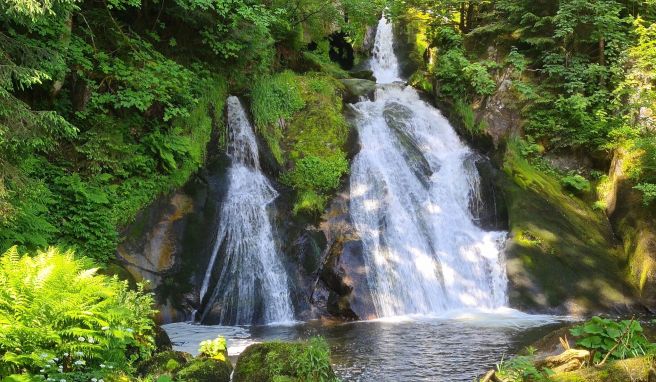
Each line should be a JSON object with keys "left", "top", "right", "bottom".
{"left": 348, "top": 17, "right": 509, "bottom": 317}
{"left": 199, "top": 96, "right": 294, "bottom": 325}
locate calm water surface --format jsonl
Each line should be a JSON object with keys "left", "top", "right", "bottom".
{"left": 164, "top": 309, "right": 569, "bottom": 382}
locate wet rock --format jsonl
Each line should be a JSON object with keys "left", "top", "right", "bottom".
{"left": 469, "top": 155, "right": 509, "bottom": 231}
{"left": 313, "top": 192, "right": 377, "bottom": 320}
{"left": 154, "top": 325, "right": 173, "bottom": 352}
{"left": 349, "top": 69, "right": 376, "bottom": 81}
{"left": 606, "top": 149, "right": 656, "bottom": 309}
{"left": 339, "top": 78, "right": 376, "bottom": 103}
{"left": 116, "top": 155, "right": 230, "bottom": 324}
{"left": 383, "top": 101, "right": 434, "bottom": 186}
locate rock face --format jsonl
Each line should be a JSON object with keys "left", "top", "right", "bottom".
{"left": 116, "top": 156, "right": 230, "bottom": 323}
{"left": 499, "top": 147, "right": 636, "bottom": 314}
{"left": 606, "top": 149, "right": 656, "bottom": 309}
{"left": 312, "top": 192, "right": 376, "bottom": 320}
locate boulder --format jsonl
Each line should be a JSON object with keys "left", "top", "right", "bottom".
{"left": 349, "top": 69, "right": 376, "bottom": 81}
{"left": 137, "top": 350, "right": 192, "bottom": 377}
{"left": 175, "top": 358, "right": 232, "bottom": 382}
{"left": 339, "top": 79, "right": 376, "bottom": 103}
{"left": 233, "top": 340, "right": 336, "bottom": 382}
{"left": 382, "top": 101, "right": 434, "bottom": 186}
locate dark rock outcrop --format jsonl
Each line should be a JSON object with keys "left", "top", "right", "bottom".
{"left": 116, "top": 155, "right": 230, "bottom": 323}
{"left": 312, "top": 192, "right": 377, "bottom": 320}
{"left": 339, "top": 78, "right": 376, "bottom": 103}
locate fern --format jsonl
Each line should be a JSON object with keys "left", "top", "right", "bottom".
{"left": 0, "top": 247, "right": 156, "bottom": 377}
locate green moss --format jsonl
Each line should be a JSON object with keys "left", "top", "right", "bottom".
{"left": 137, "top": 350, "right": 192, "bottom": 377}
{"left": 550, "top": 357, "right": 653, "bottom": 382}
{"left": 175, "top": 358, "right": 232, "bottom": 382}
{"left": 233, "top": 338, "right": 337, "bottom": 382}
{"left": 251, "top": 72, "right": 350, "bottom": 214}
{"left": 502, "top": 139, "right": 631, "bottom": 312}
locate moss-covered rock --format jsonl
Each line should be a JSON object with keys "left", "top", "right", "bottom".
{"left": 175, "top": 358, "right": 232, "bottom": 382}
{"left": 500, "top": 141, "right": 635, "bottom": 314}
{"left": 137, "top": 350, "right": 192, "bottom": 377}
{"left": 605, "top": 149, "right": 656, "bottom": 308}
{"left": 233, "top": 338, "right": 337, "bottom": 382}
{"left": 339, "top": 78, "right": 376, "bottom": 103}
{"left": 550, "top": 357, "right": 655, "bottom": 382}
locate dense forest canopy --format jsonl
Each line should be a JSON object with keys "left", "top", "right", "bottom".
{"left": 392, "top": 0, "right": 655, "bottom": 204}
{"left": 0, "top": 0, "right": 384, "bottom": 262}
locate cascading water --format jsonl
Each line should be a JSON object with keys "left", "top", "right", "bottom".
{"left": 199, "top": 96, "right": 294, "bottom": 325}
{"left": 350, "top": 17, "right": 508, "bottom": 317}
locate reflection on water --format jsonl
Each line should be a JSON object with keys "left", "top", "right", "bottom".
{"left": 163, "top": 310, "right": 569, "bottom": 382}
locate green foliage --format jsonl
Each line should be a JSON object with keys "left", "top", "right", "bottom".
{"left": 570, "top": 317, "right": 655, "bottom": 363}
{"left": 251, "top": 72, "right": 349, "bottom": 215}
{"left": 282, "top": 155, "right": 348, "bottom": 193}
{"left": 198, "top": 337, "right": 228, "bottom": 362}
{"left": 289, "top": 337, "right": 336, "bottom": 382}
{"left": 0, "top": 246, "right": 156, "bottom": 377}
{"left": 251, "top": 71, "right": 306, "bottom": 163}
{"left": 634, "top": 183, "right": 656, "bottom": 206}
{"left": 233, "top": 338, "right": 338, "bottom": 382}
{"left": 495, "top": 354, "right": 553, "bottom": 382}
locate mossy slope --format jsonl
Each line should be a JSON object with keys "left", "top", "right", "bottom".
{"left": 501, "top": 141, "right": 634, "bottom": 314}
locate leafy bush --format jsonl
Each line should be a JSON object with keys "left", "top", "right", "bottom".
{"left": 0, "top": 247, "right": 156, "bottom": 378}
{"left": 198, "top": 337, "right": 228, "bottom": 362}
{"left": 569, "top": 316, "right": 655, "bottom": 364}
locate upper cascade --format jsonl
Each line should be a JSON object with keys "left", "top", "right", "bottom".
{"left": 199, "top": 96, "right": 294, "bottom": 325}
{"left": 370, "top": 16, "right": 402, "bottom": 84}
{"left": 349, "top": 18, "right": 509, "bottom": 317}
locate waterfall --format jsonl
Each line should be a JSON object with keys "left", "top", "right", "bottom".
{"left": 370, "top": 17, "right": 401, "bottom": 84}
{"left": 199, "top": 96, "right": 294, "bottom": 325}
{"left": 349, "top": 17, "right": 508, "bottom": 317}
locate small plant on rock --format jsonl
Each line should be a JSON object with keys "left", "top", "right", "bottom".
{"left": 198, "top": 337, "right": 228, "bottom": 362}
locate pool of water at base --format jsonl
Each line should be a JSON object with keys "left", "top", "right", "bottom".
{"left": 163, "top": 309, "right": 570, "bottom": 382}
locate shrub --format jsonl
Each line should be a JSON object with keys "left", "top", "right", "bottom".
{"left": 569, "top": 316, "right": 655, "bottom": 364}
{"left": 0, "top": 247, "right": 156, "bottom": 378}
{"left": 198, "top": 337, "right": 228, "bottom": 362}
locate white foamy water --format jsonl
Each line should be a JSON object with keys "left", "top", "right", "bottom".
{"left": 199, "top": 96, "right": 294, "bottom": 325}
{"left": 349, "top": 17, "right": 509, "bottom": 318}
